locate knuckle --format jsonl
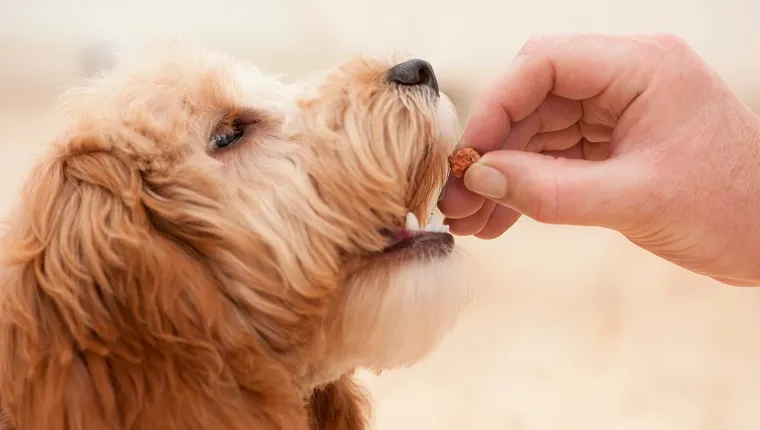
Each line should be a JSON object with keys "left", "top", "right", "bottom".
{"left": 519, "top": 35, "right": 554, "bottom": 55}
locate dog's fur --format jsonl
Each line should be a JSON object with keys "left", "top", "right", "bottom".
{"left": 0, "top": 42, "right": 468, "bottom": 429}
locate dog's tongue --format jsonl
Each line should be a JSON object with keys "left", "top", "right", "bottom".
{"left": 388, "top": 227, "right": 416, "bottom": 242}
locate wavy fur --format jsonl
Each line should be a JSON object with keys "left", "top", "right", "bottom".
{"left": 0, "top": 42, "right": 468, "bottom": 430}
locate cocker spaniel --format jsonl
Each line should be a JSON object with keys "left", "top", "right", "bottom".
{"left": 0, "top": 42, "right": 470, "bottom": 430}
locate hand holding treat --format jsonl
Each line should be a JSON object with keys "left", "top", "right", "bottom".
{"left": 439, "top": 33, "right": 760, "bottom": 287}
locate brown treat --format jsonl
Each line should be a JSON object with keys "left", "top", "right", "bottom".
{"left": 448, "top": 147, "right": 481, "bottom": 178}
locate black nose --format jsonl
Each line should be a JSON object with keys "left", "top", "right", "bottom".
{"left": 386, "top": 59, "right": 439, "bottom": 94}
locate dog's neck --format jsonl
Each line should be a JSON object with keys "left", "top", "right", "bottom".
{"left": 300, "top": 355, "right": 354, "bottom": 395}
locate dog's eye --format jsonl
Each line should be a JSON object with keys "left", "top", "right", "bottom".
{"left": 209, "top": 109, "right": 264, "bottom": 153}
{"left": 210, "top": 127, "right": 245, "bottom": 150}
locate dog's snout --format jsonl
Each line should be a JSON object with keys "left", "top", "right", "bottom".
{"left": 386, "top": 59, "right": 439, "bottom": 95}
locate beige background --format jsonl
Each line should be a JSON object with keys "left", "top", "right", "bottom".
{"left": 2, "top": 0, "right": 760, "bottom": 428}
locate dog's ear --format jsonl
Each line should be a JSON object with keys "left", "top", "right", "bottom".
{"left": 307, "top": 374, "right": 371, "bottom": 430}
{"left": 0, "top": 134, "right": 305, "bottom": 430}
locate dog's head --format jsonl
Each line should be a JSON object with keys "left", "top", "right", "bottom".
{"left": 0, "top": 42, "right": 468, "bottom": 430}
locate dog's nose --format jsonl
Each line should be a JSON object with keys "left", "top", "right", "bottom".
{"left": 386, "top": 59, "right": 439, "bottom": 94}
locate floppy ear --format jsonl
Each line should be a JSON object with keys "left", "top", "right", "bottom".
{"left": 0, "top": 135, "right": 306, "bottom": 430}
{"left": 307, "top": 374, "right": 371, "bottom": 430}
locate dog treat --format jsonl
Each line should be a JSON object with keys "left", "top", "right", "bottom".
{"left": 448, "top": 147, "right": 481, "bottom": 178}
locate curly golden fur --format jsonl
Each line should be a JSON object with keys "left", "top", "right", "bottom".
{"left": 0, "top": 41, "right": 469, "bottom": 430}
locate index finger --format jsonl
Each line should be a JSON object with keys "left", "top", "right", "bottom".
{"left": 460, "top": 33, "right": 653, "bottom": 154}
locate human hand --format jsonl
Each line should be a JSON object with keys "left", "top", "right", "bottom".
{"left": 438, "top": 33, "right": 760, "bottom": 286}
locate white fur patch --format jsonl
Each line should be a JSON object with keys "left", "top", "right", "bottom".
{"left": 342, "top": 251, "right": 471, "bottom": 371}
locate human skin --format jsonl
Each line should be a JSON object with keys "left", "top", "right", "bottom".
{"left": 438, "top": 33, "right": 760, "bottom": 287}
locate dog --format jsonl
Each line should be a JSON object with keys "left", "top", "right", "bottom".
{"left": 0, "top": 41, "right": 470, "bottom": 430}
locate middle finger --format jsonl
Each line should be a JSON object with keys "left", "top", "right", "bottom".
{"left": 502, "top": 94, "right": 583, "bottom": 151}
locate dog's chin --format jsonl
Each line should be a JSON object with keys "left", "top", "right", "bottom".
{"left": 321, "top": 214, "right": 468, "bottom": 384}
{"left": 338, "top": 248, "right": 468, "bottom": 372}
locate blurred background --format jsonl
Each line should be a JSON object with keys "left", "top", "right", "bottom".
{"left": 3, "top": 0, "right": 760, "bottom": 428}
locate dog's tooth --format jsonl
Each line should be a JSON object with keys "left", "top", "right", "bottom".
{"left": 405, "top": 212, "right": 420, "bottom": 231}
{"left": 420, "top": 223, "right": 450, "bottom": 234}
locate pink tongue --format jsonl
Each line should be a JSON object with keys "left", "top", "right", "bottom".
{"left": 391, "top": 228, "right": 416, "bottom": 241}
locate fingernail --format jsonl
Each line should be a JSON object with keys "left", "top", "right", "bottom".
{"left": 464, "top": 164, "right": 507, "bottom": 199}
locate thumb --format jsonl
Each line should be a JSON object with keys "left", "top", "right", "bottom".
{"left": 463, "top": 150, "right": 636, "bottom": 228}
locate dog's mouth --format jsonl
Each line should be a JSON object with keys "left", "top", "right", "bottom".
{"left": 377, "top": 211, "right": 453, "bottom": 258}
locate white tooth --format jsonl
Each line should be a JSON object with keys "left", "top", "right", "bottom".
{"left": 420, "top": 220, "right": 450, "bottom": 234}
{"left": 405, "top": 212, "right": 420, "bottom": 230}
